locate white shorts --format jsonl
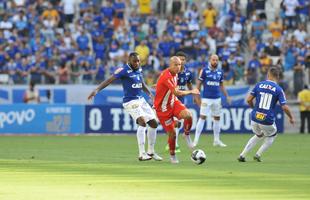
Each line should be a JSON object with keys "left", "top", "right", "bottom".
{"left": 200, "top": 98, "right": 222, "bottom": 117}
{"left": 123, "top": 98, "right": 156, "bottom": 124}
{"left": 251, "top": 121, "right": 277, "bottom": 137}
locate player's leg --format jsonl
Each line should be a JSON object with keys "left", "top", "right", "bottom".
{"left": 194, "top": 98, "right": 208, "bottom": 146}
{"left": 211, "top": 99, "right": 226, "bottom": 147}
{"left": 166, "top": 119, "right": 181, "bottom": 152}
{"left": 146, "top": 119, "right": 162, "bottom": 161}
{"left": 175, "top": 120, "right": 183, "bottom": 152}
{"left": 254, "top": 123, "right": 277, "bottom": 162}
{"left": 300, "top": 111, "right": 305, "bottom": 133}
{"left": 157, "top": 112, "right": 178, "bottom": 163}
{"left": 177, "top": 107, "right": 194, "bottom": 150}
{"left": 238, "top": 121, "right": 263, "bottom": 162}
{"left": 140, "top": 99, "right": 162, "bottom": 161}
{"left": 136, "top": 117, "right": 152, "bottom": 161}
{"left": 307, "top": 111, "right": 310, "bottom": 133}
{"left": 123, "top": 99, "right": 151, "bottom": 161}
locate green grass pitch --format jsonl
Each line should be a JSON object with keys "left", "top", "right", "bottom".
{"left": 0, "top": 134, "right": 309, "bottom": 200}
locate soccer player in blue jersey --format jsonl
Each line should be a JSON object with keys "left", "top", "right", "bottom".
{"left": 238, "top": 67, "right": 294, "bottom": 162}
{"left": 88, "top": 52, "right": 162, "bottom": 161}
{"left": 193, "top": 54, "right": 231, "bottom": 147}
{"left": 164, "top": 51, "right": 193, "bottom": 153}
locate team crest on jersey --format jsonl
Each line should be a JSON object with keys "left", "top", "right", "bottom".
{"left": 114, "top": 68, "right": 123, "bottom": 74}
{"left": 164, "top": 118, "right": 173, "bottom": 126}
{"left": 255, "top": 112, "right": 266, "bottom": 121}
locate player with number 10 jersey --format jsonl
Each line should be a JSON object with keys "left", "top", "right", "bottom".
{"left": 238, "top": 67, "right": 294, "bottom": 162}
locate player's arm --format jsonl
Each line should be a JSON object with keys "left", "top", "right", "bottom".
{"left": 246, "top": 94, "right": 255, "bottom": 108}
{"left": 142, "top": 80, "right": 154, "bottom": 101}
{"left": 193, "top": 79, "right": 202, "bottom": 106}
{"left": 166, "top": 78, "right": 199, "bottom": 97}
{"left": 220, "top": 82, "right": 231, "bottom": 104}
{"left": 87, "top": 75, "right": 117, "bottom": 100}
{"left": 279, "top": 89, "right": 294, "bottom": 125}
{"left": 282, "top": 105, "right": 295, "bottom": 125}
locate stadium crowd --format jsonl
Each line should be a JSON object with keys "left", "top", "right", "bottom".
{"left": 0, "top": 0, "right": 309, "bottom": 98}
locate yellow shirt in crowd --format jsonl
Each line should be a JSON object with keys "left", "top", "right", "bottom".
{"left": 138, "top": 0, "right": 151, "bottom": 15}
{"left": 203, "top": 8, "right": 217, "bottom": 28}
{"left": 298, "top": 89, "right": 310, "bottom": 111}
{"left": 269, "top": 22, "right": 283, "bottom": 40}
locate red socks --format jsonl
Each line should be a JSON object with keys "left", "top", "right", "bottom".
{"left": 183, "top": 117, "right": 192, "bottom": 135}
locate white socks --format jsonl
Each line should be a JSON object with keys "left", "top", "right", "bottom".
{"left": 184, "top": 134, "right": 194, "bottom": 149}
{"left": 240, "top": 135, "right": 276, "bottom": 158}
{"left": 137, "top": 126, "right": 146, "bottom": 156}
{"left": 256, "top": 136, "right": 276, "bottom": 157}
{"left": 175, "top": 126, "right": 179, "bottom": 146}
{"left": 147, "top": 127, "right": 157, "bottom": 154}
{"left": 240, "top": 135, "right": 262, "bottom": 157}
{"left": 213, "top": 120, "right": 220, "bottom": 142}
{"left": 194, "top": 118, "right": 205, "bottom": 145}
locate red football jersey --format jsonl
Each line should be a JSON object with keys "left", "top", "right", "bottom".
{"left": 154, "top": 69, "right": 178, "bottom": 112}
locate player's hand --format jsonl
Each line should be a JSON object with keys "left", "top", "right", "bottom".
{"left": 289, "top": 117, "right": 295, "bottom": 125}
{"left": 191, "top": 88, "right": 200, "bottom": 95}
{"left": 193, "top": 96, "right": 201, "bottom": 107}
{"left": 87, "top": 90, "right": 97, "bottom": 101}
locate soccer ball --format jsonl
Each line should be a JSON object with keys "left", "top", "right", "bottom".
{"left": 191, "top": 149, "right": 206, "bottom": 165}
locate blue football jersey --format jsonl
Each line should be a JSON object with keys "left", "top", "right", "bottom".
{"left": 199, "top": 66, "right": 223, "bottom": 99}
{"left": 113, "top": 64, "right": 144, "bottom": 103}
{"left": 177, "top": 68, "right": 192, "bottom": 103}
{"left": 250, "top": 80, "right": 287, "bottom": 125}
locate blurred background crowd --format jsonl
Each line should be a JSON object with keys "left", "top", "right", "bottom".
{"left": 0, "top": 0, "right": 309, "bottom": 98}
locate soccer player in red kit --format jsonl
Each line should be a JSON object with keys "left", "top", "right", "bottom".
{"left": 154, "top": 56, "right": 200, "bottom": 163}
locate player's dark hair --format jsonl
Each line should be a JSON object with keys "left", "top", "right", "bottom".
{"left": 175, "top": 51, "right": 187, "bottom": 58}
{"left": 129, "top": 52, "right": 139, "bottom": 58}
{"left": 268, "top": 67, "right": 280, "bottom": 79}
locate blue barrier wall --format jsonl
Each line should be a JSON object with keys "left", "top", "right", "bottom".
{"left": 0, "top": 104, "right": 84, "bottom": 134}
{"left": 0, "top": 104, "right": 283, "bottom": 134}
{"left": 85, "top": 105, "right": 284, "bottom": 134}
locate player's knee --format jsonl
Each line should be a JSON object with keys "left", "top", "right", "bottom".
{"left": 213, "top": 116, "right": 220, "bottom": 121}
{"left": 200, "top": 115, "right": 207, "bottom": 120}
{"left": 148, "top": 119, "right": 158, "bottom": 129}
{"left": 182, "top": 110, "right": 192, "bottom": 120}
{"left": 136, "top": 118, "right": 147, "bottom": 127}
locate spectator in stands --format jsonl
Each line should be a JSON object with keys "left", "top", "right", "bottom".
{"left": 251, "top": 14, "right": 266, "bottom": 42}
{"left": 298, "top": 85, "right": 310, "bottom": 133}
{"left": 264, "top": 38, "right": 281, "bottom": 60}
{"left": 232, "top": 16, "right": 243, "bottom": 42}
{"left": 234, "top": 59, "right": 245, "bottom": 84}
{"left": 294, "top": 62, "right": 305, "bottom": 96}
{"left": 135, "top": 40, "right": 150, "bottom": 66}
{"left": 94, "top": 58, "right": 105, "bottom": 84}
{"left": 293, "top": 24, "right": 307, "bottom": 44}
{"left": 41, "top": 2, "right": 60, "bottom": 27}
{"left": 202, "top": 2, "right": 217, "bottom": 29}
{"left": 61, "top": 0, "right": 76, "bottom": 24}
{"left": 298, "top": 0, "right": 309, "bottom": 27}
{"left": 57, "top": 62, "right": 70, "bottom": 84}
{"left": 269, "top": 16, "right": 283, "bottom": 41}
{"left": 138, "top": 0, "right": 152, "bottom": 16}
{"left": 260, "top": 52, "right": 272, "bottom": 80}
{"left": 282, "top": 0, "right": 300, "bottom": 30}
{"left": 222, "top": 60, "right": 234, "bottom": 86}
{"left": 23, "top": 81, "right": 40, "bottom": 104}
{"left": 246, "top": 53, "right": 261, "bottom": 85}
